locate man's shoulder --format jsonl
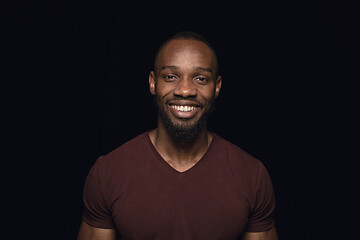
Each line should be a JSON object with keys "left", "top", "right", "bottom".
{"left": 214, "top": 133, "right": 263, "bottom": 170}
{"left": 87, "top": 132, "right": 153, "bottom": 195}
{"left": 106, "top": 131, "right": 149, "bottom": 157}
{"left": 214, "top": 134, "right": 258, "bottom": 160}
{"left": 213, "top": 134, "right": 269, "bottom": 186}
{"left": 94, "top": 131, "right": 151, "bottom": 168}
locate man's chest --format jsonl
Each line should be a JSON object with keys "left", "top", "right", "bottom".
{"left": 109, "top": 173, "right": 251, "bottom": 239}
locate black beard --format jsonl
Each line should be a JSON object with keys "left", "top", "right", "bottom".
{"left": 154, "top": 95, "right": 215, "bottom": 143}
{"left": 160, "top": 109, "right": 207, "bottom": 143}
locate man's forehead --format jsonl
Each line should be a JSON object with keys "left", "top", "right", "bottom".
{"left": 159, "top": 39, "right": 213, "bottom": 56}
{"left": 156, "top": 39, "right": 216, "bottom": 70}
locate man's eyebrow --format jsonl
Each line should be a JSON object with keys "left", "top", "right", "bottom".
{"left": 194, "top": 66, "right": 212, "bottom": 73}
{"left": 160, "top": 65, "right": 212, "bottom": 73}
{"left": 161, "top": 65, "right": 179, "bottom": 70}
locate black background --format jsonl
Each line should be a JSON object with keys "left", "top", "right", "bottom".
{"left": 4, "top": 0, "right": 336, "bottom": 239}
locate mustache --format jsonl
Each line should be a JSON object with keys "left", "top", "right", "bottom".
{"left": 164, "top": 96, "right": 204, "bottom": 106}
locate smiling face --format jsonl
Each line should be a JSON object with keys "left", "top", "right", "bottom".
{"left": 149, "top": 39, "right": 222, "bottom": 142}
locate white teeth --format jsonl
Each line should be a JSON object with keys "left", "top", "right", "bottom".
{"left": 171, "top": 105, "right": 196, "bottom": 112}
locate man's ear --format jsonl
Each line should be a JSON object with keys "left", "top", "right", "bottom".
{"left": 149, "top": 71, "right": 156, "bottom": 95}
{"left": 215, "top": 75, "right": 222, "bottom": 98}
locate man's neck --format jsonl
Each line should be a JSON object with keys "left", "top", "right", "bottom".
{"left": 149, "top": 125, "right": 212, "bottom": 172}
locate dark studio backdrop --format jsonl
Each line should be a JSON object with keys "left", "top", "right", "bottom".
{"left": 4, "top": 0, "right": 329, "bottom": 239}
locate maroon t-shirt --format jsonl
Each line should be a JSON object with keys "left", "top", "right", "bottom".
{"left": 83, "top": 131, "right": 275, "bottom": 239}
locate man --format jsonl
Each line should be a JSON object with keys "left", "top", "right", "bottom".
{"left": 78, "top": 31, "right": 278, "bottom": 240}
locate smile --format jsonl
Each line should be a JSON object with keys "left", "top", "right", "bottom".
{"left": 170, "top": 105, "right": 197, "bottom": 112}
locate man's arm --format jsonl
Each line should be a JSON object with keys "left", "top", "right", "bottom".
{"left": 77, "top": 221, "right": 116, "bottom": 240}
{"left": 242, "top": 227, "right": 278, "bottom": 240}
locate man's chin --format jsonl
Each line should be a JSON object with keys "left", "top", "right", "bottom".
{"left": 162, "top": 116, "right": 205, "bottom": 143}
{"left": 167, "top": 124, "right": 203, "bottom": 143}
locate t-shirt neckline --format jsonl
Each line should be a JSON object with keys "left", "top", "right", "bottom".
{"left": 145, "top": 130, "right": 218, "bottom": 176}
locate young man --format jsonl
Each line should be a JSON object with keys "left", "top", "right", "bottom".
{"left": 78, "top": 32, "right": 278, "bottom": 240}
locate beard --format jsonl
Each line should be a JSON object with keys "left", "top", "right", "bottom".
{"left": 154, "top": 94, "right": 215, "bottom": 143}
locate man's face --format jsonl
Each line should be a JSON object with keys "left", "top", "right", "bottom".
{"left": 149, "top": 39, "right": 222, "bottom": 142}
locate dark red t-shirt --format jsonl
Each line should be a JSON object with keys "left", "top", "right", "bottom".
{"left": 83, "top": 131, "right": 275, "bottom": 239}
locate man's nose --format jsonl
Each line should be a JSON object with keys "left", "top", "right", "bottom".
{"left": 173, "top": 78, "right": 197, "bottom": 97}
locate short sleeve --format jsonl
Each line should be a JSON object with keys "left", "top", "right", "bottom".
{"left": 245, "top": 161, "right": 275, "bottom": 232}
{"left": 82, "top": 157, "right": 114, "bottom": 229}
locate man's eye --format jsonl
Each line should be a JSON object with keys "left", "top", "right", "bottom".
{"left": 164, "top": 75, "right": 176, "bottom": 81}
{"left": 195, "top": 77, "right": 207, "bottom": 83}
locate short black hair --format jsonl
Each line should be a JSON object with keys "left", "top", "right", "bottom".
{"left": 153, "top": 31, "right": 219, "bottom": 76}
